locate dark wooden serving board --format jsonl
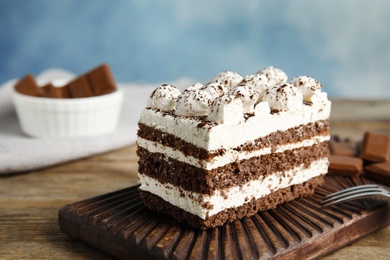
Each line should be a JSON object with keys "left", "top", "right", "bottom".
{"left": 58, "top": 175, "right": 390, "bottom": 260}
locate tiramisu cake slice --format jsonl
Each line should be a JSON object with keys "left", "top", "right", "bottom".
{"left": 137, "top": 66, "right": 331, "bottom": 229}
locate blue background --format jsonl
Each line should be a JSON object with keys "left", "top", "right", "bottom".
{"left": 1, "top": 0, "right": 389, "bottom": 97}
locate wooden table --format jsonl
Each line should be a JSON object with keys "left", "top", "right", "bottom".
{"left": 1, "top": 99, "right": 390, "bottom": 259}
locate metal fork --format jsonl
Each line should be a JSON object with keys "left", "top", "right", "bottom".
{"left": 321, "top": 184, "right": 390, "bottom": 207}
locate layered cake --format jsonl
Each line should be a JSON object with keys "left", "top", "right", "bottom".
{"left": 137, "top": 66, "right": 331, "bottom": 229}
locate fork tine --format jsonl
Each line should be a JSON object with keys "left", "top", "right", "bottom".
{"left": 322, "top": 184, "right": 380, "bottom": 200}
{"left": 322, "top": 190, "right": 390, "bottom": 207}
{"left": 321, "top": 183, "right": 390, "bottom": 207}
{"left": 322, "top": 186, "right": 385, "bottom": 204}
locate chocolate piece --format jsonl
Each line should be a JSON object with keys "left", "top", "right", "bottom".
{"left": 41, "top": 83, "right": 68, "bottom": 98}
{"left": 361, "top": 132, "right": 390, "bottom": 163}
{"left": 14, "top": 74, "right": 42, "bottom": 96}
{"left": 65, "top": 75, "right": 93, "bottom": 98}
{"left": 14, "top": 64, "right": 116, "bottom": 99}
{"left": 86, "top": 64, "right": 116, "bottom": 96}
{"left": 365, "top": 162, "right": 390, "bottom": 186}
{"left": 329, "top": 140, "right": 356, "bottom": 156}
{"left": 328, "top": 155, "right": 363, "bottom": 176}
{"left": 58, "top": 86, "right": 70, "bottom": 98}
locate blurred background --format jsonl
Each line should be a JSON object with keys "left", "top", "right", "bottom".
{"left": 0, "top": 0, "right": 389, "bottom": 97}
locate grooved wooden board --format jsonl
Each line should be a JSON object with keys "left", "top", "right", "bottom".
{"left": 59, "top": 175, "right": 390, "bottom": 260}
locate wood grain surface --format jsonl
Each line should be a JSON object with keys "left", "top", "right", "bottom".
{"left": 58, "top": 177, "right": 390, "bottom": 260}
{"left": 1, "top": 99, "right": 390, "bottom": 259}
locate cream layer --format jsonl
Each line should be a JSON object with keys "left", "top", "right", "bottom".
{"left": 138, "top": 100, "right": 331, "bottom": 151}
{"left": 138, "top": 158, "right": 328, "bottom": 219}
{"left": 137, "top": 135, "right": 330, "bottom": 170}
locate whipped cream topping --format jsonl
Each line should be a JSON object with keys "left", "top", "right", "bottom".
{"left": 263, "top": 83, "right": 303, "bottom": 112}
{"left": 145, "top": 66, "right": 329, "bottom": 124}
{"left": 213, "top": 71, "right": 243, "bottom": 90}
{"left": 207, "top": 95, "right": 243, "bottom": 124}
{"left": 201, "top": 82, "right": 228, "bottom": 99}
{"left": 228, "top": 85, "right": 258, "bottom": 113}
{"left": 186, "top": 82, "right": 204, "bottom": 92}
{"left": 146, "top": 84, "right": 181, "bottom": 111}
{"left": 256, "top": 66, "right": 288, "bottom": 85}
{"left": 240, "top": 74, "right": 270, "bottom": 103}
{"left": 175, "top": 89, "right": 212, "bottom": 116}
{"left": 310, "top": 92, "right": 329, "bottom": 106}
{"left": 290, "top": 76, "right": 322, "bottom": 101}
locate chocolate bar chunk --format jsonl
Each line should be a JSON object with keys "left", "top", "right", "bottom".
{"left": 86, "top": 64, "right": 116, "bottom": 96}
{"left": 360, "top": 132, "right": 390, "bottom": 163}
{"left": 14, "top": 74, "right": 43, "bottom": 96}
{"left": 65, "top": 76, "right": 93, "bottom": 98}
{"left": 14, "top": 64, "right": 116, "bottom": 99}
{"left": 41, "top": 83, "right": 69, "bottom": 98}
{"left": 59, "top": 86, "right": 70, "bottom": 98}
{"left": 329, "top": 140, "right": 356, "bottom": 156}
{"left": 365, "top": 162, "right": 390, "bottom": 186}
{"left": 328, "top": 155, "right": 363, "bottom": 176}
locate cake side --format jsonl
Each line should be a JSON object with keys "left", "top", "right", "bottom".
{"left": 139, "top": 159, "right": 328, "bottom": 222}
{"left": 137, "top": 117, "right": 330, "bottom": 169}
{"left": 137, "top": 67, "right": 331, "bottom": 229}
{"left": 139, "top": 175, "right": 324, "bottom": 229}
{"left": 137, "top": 142, "right": 329, "bottom": 193}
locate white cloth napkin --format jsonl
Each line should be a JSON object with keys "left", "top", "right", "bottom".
{"left": 0, "top": 69, "right": 194, "bottom": 175}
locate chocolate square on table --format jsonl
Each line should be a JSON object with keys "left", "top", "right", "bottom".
{"left": 365, "top": 162, "right": 390, "bottom": 186}
{"left": 14, "top": 74, "right": 43, "bottom": 97}
{"left": 328, "top": 155, "right": 363, "bottom": 177}
{"left": 86, "top": 64, "right": 116, "bottom": 96}
{"left": 329, "top": 140, "right": 356, "bottom": 157}
{"left": 65, "top": 76, "right": 93, "bottom": 98}
{"left": 361, "top": 132, "right": 390, "bottom": 163}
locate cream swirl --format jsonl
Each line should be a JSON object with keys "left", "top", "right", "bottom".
{"left": 201, "top": 82, "right": 228, "bottom": 99}
{"left": 240, "top": 74, "right": 271, "bottom": 102}
{"left": 228, "top": 85, "right": 258, "bottom": 113}
{"left": 289, "top": 76, "right": 322, "bottom": 101}
{"left": 213, "top": 71, "right": 243, "bottom": 90}
{"left": 175, "top": 89, "right": 212, "bottom": 116}
{"left": 256, "top": 66, "right": 287, "bottom": 85}
{"left": 263, "top": 83, "right": 303, "bottom": 112}
{"left": 207, "top": 95, "right": 243, "bottom": 124}
{"left": 147, "top": 84, "right": 181, "bottom": 111}
{"left": 185, "top": 82, "right": 204, "bottom": 92}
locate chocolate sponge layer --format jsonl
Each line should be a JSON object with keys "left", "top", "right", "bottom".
{"left": 137, "top": 142, "right": 329, "bottom": 194}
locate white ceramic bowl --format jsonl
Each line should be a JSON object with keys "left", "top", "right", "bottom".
{"left": 12, "top": 85, "right": 124, "bottom": 137}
